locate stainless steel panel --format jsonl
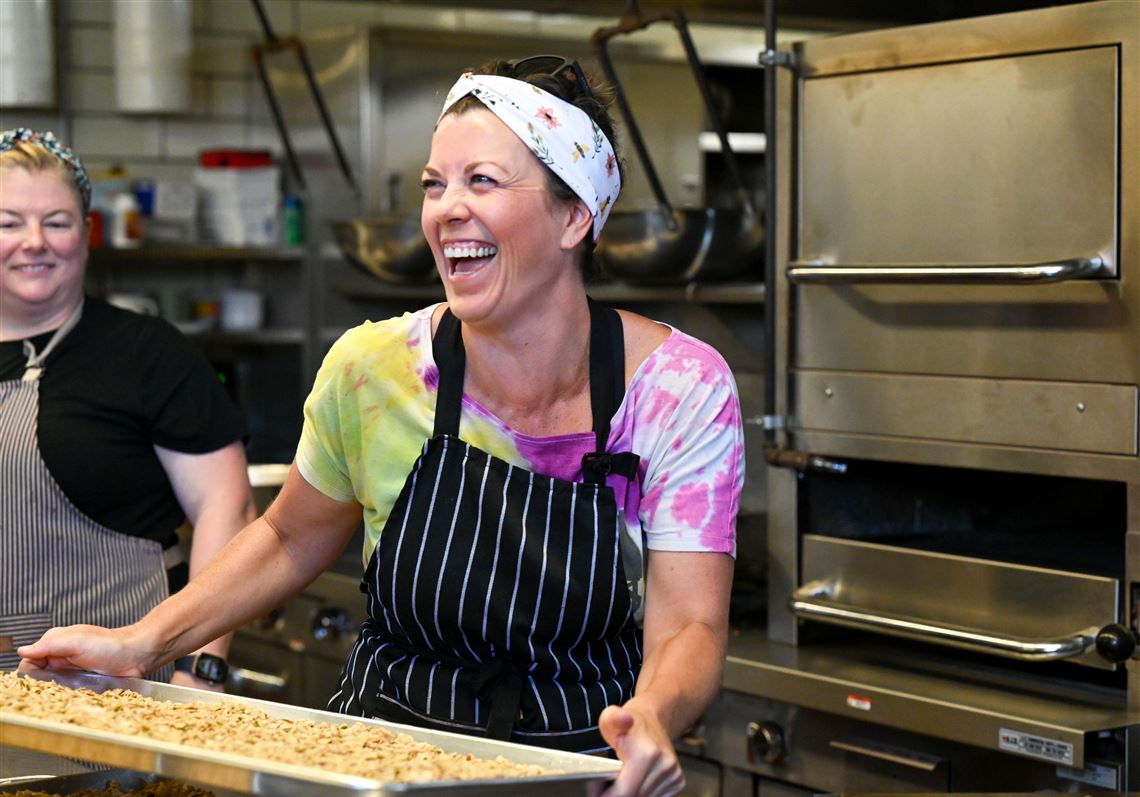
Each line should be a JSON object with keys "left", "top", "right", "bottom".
{"left": 783, "top": 1, "right": 1140, "bottom": 387}
{"left": 798, "top": 535, "right": 1119, "bottom": 669}
{"left": 675, "top": 754, "right": 720, "bottom": 797}
{"left": 0, "top": 672, "right": 619, "bottom": 796}
{"left": 697, "top": 685, "right": 1105, "bottom": 792}
{"left": 792, "top": 429, "right": 1139, "bottom": 483}
{"left": 799, "top": 46, "right": 1116, "bottom": 275}
{"left": 794, "top": 371, "right": 1138, "bottom": 456}
{"left": 721, "top": 635, "right": 1140, "bottom": 769}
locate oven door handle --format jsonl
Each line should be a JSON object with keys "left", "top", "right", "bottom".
{"left": 228, "top": 666, "right": 289, "bottom": 693}
{"left": 786, "top": 255, "right": 1106, "bottom": 284}
{"left": 790, "top": 580, "right": 1098, "bottom": 661}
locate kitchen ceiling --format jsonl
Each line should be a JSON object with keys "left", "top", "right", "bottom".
{"left": 375, "top": 0, "right": 1090, "bottom": 31}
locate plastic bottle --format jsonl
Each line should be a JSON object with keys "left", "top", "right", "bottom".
{"left": 111, "top": 192, "right": 143, "bottom": 248}
{"left": 283, "top": 194, "right": 304, "bottom": 246}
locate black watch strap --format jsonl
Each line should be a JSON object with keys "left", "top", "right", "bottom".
{"left": 173, "top": 653, "right": 229, "bottom": 685}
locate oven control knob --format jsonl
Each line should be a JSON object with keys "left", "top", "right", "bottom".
{"left": 312, "top": 607, "right": 354, "bottom": 641}
{"left": 1095, "top": 624, "right": 1138, "bottom": 662}
{"left": 746, "top": 720, "right": 785, "bottom": 764}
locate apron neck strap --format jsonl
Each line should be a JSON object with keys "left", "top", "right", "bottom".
{"left": 586, "top": 298, "right": 624, "bottom": 454}
{"left": 430, "top": 300, "right": 627, "bottom": 450}
{"left": 432, "top": 309, "right": 466, "bottom": 438}
{"left": 22, "top": 300, "right": 84, "bottom": 382}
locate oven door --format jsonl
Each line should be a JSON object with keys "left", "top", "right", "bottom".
{"left": 781, "top": 1, "right": 1139, "bottom": 473}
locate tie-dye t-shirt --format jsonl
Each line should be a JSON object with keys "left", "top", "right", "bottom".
{"left": 296, "top": 305, "right": 744, "bottom": 579}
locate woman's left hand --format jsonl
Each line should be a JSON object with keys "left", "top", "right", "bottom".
{"left": 598, "top": 699, "right": 684, "bottom": 797}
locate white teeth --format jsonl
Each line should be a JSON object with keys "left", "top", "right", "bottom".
{"left": 443, "top": 245, "right": 497, "bottom": 259}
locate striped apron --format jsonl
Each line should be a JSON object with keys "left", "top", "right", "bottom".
{"left": 329, "top": 302, "right": 643, "bottom": 752}
{"left": 0, "top": 305, "right": 172, "bottom": 679}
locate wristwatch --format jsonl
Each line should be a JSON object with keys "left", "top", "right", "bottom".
{"left": 173, "top": 653, "right": 229, "bottom": 685}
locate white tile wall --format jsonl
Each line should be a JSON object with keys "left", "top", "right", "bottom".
{"left": 67, "top": 72, "right": 116, "bottom": 113}
{"left": 209, "top": 77, "right": 254, "bottom": 118}
{"left": 69, "top": 26, "right": 115, "bottom": 70}
{"left": 68, "top": 0, "right": 113, "bottom": 25}
{"left": 164, "top": 119, "right": 248, "bottom": 158}
{"left": 459, "top": 8, "right": 538, "bottom": 36}
{"left": 0, "top": 110, "right": 62, "bottom": 135}
{"left": 296, "top": 0, "right": 387, "bottom": 30}
{"left": 72, "top": 115, "right": 162, "bottom": 159}
{"left": 192, "top": 32, "right": 256, "bottom": 77}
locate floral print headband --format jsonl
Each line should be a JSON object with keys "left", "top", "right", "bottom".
{"left": 0, "top": 127, "right": 93, "bottom": 214}
{"left": 439, "top": 74, "right": 621, "bottom": 241}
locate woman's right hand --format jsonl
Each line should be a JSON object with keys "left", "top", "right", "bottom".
{"left": 17, "top": 624, "right": 153, "bottom": 678}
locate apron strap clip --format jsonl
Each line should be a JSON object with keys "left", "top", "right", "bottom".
{"left": 582, "top": 451, "right": 640, "bottom": 485}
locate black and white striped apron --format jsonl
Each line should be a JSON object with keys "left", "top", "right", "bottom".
{"left": 329, "top": 302, "right": 642, "bottom": 753}
{"left": 0, "top": 305, "right": 172, "bottom": 679}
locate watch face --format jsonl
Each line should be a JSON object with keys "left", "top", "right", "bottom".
{"left": 195, "top": 654, "right": 228, "bottom": 684}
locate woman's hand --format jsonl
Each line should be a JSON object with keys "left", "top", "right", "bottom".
{"left": 598, "top": 699, "right": 684, "bottom": 797}
{"left": 17, "top": 624, "right": 153, "bottom": 678}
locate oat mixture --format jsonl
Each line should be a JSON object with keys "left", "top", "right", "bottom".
{"left": 0, "top": 672, "right": 549, "bottom": 783}
{"left": 9, "top": 780, "right": 215, "bottom": 796}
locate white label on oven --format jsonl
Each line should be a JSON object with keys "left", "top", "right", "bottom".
{"left": 1056, "top": 761, "right": 1118, "bottom": 789}
{"left": 998, "top": 728, "right": 1074, "bottom": 765}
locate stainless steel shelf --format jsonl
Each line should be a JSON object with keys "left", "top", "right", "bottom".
{"left": 187, "top": 328, "right": 307, "bottom": 345}
{"left": 334, "top": 280, "right": 766, "bottom": 305}
{"left": 90, "top": 245, "right": 307, "bottom": 264}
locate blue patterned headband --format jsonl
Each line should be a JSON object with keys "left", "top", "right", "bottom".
{"left": 0, "top": 127, "right": 93, "bottom": 214}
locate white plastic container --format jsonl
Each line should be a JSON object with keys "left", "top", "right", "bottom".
{"left": 219, "top": 289, "right": 264, "bottom": 331}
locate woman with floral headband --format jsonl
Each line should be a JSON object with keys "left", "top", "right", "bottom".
{"left": 20, "top": 58, "right": 743, "bottom": 797}
{"left": 0, "top": 128, "right": 256, "bottom": 690}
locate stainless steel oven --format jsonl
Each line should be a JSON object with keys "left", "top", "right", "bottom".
{"left": 685, "top": 1, "right": 1140, "bottom": 793}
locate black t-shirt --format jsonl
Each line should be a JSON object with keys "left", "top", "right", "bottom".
{"left": 0, "top": 297, "right": 247, "bottom": 549}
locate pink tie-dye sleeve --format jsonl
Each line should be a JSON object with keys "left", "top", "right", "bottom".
{"left": 628, "top": 333, "right": 744, "bottom": 557}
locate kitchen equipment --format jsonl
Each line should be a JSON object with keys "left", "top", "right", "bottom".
{"left": 333, "top": 171, "right": 436, "bottom": 285}
{"left": 674, "top": 1, "right": 1140, "bottom": 793}
{"left": 333, "top": 217, "right": 436, "bottom": 284}
{"left": 248, "top": 0, "right": 356, "bottom": 195}
{"left": 1, "top": 671, "right": 621, "bottom": 796}
{"left": 591, "top": 2, "right": 763, "bottom": 284}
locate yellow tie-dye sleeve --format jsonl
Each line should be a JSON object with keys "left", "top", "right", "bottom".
{"left": 296, "top": 311, "right": 441, "bottom": 561}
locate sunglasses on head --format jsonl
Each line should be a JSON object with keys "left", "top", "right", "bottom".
{"left": 507, "top": 55, "right": 594, "bottom": 101}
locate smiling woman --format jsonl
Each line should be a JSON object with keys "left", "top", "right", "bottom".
{"left": 0, "top": 128, "right": 256, "bottom": 690}
{"left": 0, "top": 136, "right": 88, "bottom": 337}
{"left": 16, "top": 59, "right": 744, "bottom": 797}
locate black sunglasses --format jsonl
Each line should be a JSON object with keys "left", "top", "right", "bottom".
{"left": 507, "top": 55, "right": 594, "bottom": 101}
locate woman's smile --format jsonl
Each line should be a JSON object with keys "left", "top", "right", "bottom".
{"left": 441, "top": 240, "right": 499, "bottom": 276}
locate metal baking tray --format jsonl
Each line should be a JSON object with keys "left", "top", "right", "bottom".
{"left": 0, "top": 671, "right": 620, "bottom": 796}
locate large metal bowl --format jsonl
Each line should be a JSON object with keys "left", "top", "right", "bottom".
{"left": 598, "top": 206, "right": 763, "bottom": 284}
{"left": 700, "top": 206, "right": 765, "bottom": 282}
{"left": 333, "top": 216, "right": 438, "bottom": 284}
{"left": 597, "top": 207, "right": 714, "bottom": 284}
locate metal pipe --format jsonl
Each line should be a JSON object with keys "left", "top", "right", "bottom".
{"left": 762, "top": 0, "right": 778, "bottom": 445}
